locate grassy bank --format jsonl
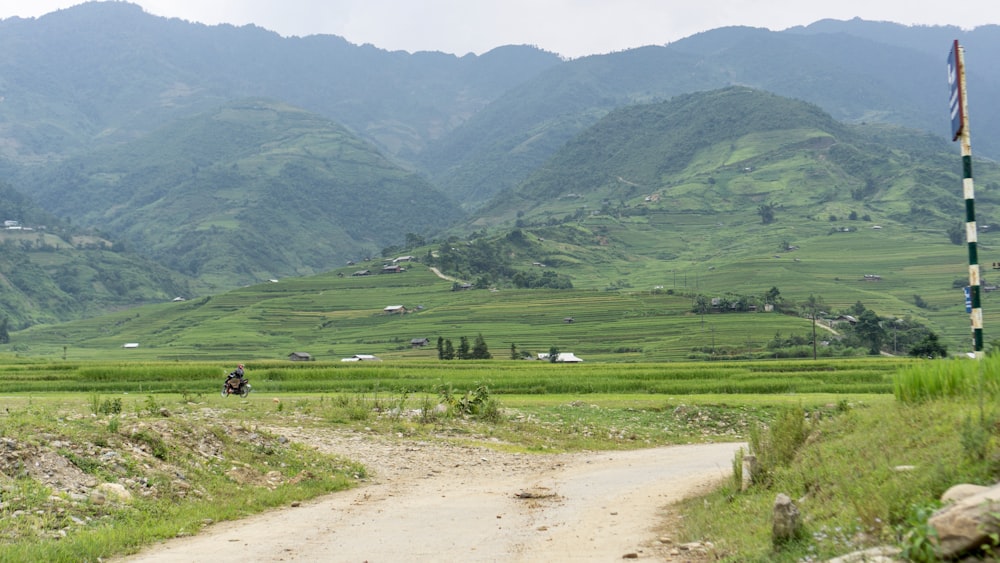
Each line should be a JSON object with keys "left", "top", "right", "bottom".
{"left": 675, "top": 356, "right": 1000, "bottom": 562}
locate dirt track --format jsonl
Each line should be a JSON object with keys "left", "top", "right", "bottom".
{"left": 120, "top": 427, "right": 741, "bottom": 562}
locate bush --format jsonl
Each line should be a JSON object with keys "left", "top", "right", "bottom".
{"left": 748, "top": 406, "right": 811, "bottom": 487}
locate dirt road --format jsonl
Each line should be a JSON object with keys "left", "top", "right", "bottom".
{"left": 121, "top": 428, "right": 742, "bottom": 562}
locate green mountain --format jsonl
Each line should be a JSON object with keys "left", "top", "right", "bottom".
{"left": 19, "top": 99, "right": 464, "bottom": 290}
{"left": 13, "top": 89, "right": 999, "bottom": 358}
{"left": 0, "top": 1, "right": 561, "bottom": 166}
{"left": 4, "top": 4, "right": 1000, "bottom": 338}
{"left": 447, "top": 88, "right": 1000, "bottom": 352}
{"left": 420, "top": 24, "right": 1000, "bottom": 208}
{"left": 0, "top": 181, "right": 191, "bottom": 329}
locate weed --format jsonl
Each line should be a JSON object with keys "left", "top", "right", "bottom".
{"left": 99, "top": 397, "right": 122, "bottom": 415}
{"left": 131, "top": 429, "right": 169, "bottom": 460}
{"left": 89, "top": 393, "right": 123, "bottom": 415}
{"left": 418, "top": 394, "right": 442, "bottom": 423}
{"left": 439, "top": 384, "right": 503, "bottom": 422}
{"left": 961, "top": 412, "right": 992, "bottom": 461}
{"left": 896, "top": 503, "right": 940, "bottom": 562}
{"left": 179, "top": 388, "right": 199, "bottom": 403}
{"left": 144, "top": 395, "right": 159, "bottom": 415}
{"left": 747, "top": 405, "right": 810, "bottom": 487}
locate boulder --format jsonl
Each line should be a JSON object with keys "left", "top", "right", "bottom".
{"left": 940, "top": 483, "right": 989, "bottom": 504}
{"left": 928, "top": 483, "right": 1000, "bottom": 558}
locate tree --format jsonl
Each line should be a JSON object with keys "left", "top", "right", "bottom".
{"left": 758, "top": 202, "right": 776, "bottom": 225}
{"left": 854, "top": 309, "right": 886, "bottom": 355}
{"left": 692, "top": 295, "right": 711, "bottom": 315}
{"left": 436, "top": 336, "right": 444, "bottom": 360}
{"left": 472, "top": 334, "right": 492, "bottom": 359}
{"left": 442, "top": 339, "right": 455, "bottom": 360}
{"left": 849, "top": 301, "right": 867, "bottom": 316}
{"left": 510, "top": 343, "right": 518, "bottom": 360}
{"left": 458, "top": 336, "right": 470, "bottom": 360}
{"left": 548, "top": 346, "right": 560, "bottom": 363}
{"left": 948, "top": 222, "right": 964, "bottom": 245}
{"left": 764, "top": 286, "right": 782, "bottom": 306}
{"left": 909, "top": 332, "right": 948, "bottom": 358}
{"left": 404, "top": 232, "right": 425, "bottom": 248}
{"left": 0, "top": 317, "right": 8, "bottom": 344}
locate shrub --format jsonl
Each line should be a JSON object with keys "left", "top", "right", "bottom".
{"left": 747, "top": 405, "right": 810, "bottom": 487}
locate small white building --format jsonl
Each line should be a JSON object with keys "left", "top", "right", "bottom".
{"left": 122, "top": 343, "right": 139, "bottom": 349}
{"left": 537, "top": 352, "right": 583, "bottom": 363}
{"left": 341, "top": 354, "right": 381, "bottom": 362}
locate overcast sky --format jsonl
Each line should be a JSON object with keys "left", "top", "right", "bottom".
{"left": 2, "top": 0, "right": 999, "bottom": 58}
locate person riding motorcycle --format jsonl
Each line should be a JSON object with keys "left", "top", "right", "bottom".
{"left": 222, "top": 363, "right": 251, "bottom": 397}
{"left": 226, "top": 363, "right": 245, "bottom": 384}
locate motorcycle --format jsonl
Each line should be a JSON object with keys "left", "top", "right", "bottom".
{"left": 221, "top": 373, "right": 251, "bottom": 398}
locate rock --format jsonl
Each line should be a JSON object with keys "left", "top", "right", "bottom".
{"left": 90, "top": 491, "right": 106, "bottom": 505}
{"left": 940, "top": 483, "right": 989, "bottom": 504}
{"left": 772, "top": 493, "right": 801, "bottom": 545}
{"left": 928, "top": 484, "right": 1000, "bottom": 558}
{"left": 96, "top": 482, "right": 132, "bottom": 503}
{"left": 158, "top": 408, "right": 171, "bottom": 417}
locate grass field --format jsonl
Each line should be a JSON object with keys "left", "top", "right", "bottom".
{"left": 8, "top": 254, "right": 984, "bottom": 364}
{"left": 0, "top": 356, "right": 909, "bottom": 396}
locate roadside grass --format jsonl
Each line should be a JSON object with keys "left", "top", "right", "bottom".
{"left": 674, "top": 356, "right": 1000, "bottom": 562}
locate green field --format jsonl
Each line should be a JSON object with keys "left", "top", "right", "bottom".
{"left": 8, "top": 255, "right": 986, "bottom": 363}
{"left": 0, "top": 355, "right": 909, "bottom": 396}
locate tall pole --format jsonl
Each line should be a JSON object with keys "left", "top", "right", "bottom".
{"left": 949, "top": 40, "right": 983, "bottom": 358}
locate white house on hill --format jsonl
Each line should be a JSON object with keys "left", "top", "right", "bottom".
{"left": 537, "top": 352, "right": 583, "bottom": 363}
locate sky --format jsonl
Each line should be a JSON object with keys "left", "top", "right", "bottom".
{"left": 1, "top": 0, "right": 999, "bottom": 59}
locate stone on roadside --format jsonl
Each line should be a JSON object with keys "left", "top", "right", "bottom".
{"left": 772, "top": 493, "right": 801, "bottom": 546}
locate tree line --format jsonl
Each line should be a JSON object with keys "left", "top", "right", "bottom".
{"left": 436, "top": 334, "right": 492, "bottom": 360}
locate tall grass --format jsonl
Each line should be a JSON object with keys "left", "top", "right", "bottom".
{"left": 893, "top": 355, "right": 1000, "bottom": 403}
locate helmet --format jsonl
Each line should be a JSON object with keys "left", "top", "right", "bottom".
{"left": 238, "top": 364, "right": 244, "bottom": 369}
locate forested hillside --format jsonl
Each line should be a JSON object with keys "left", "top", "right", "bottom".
{"left": 0, "top": 182, "right": 190, "bottom": 329}
{"left": 18, "top": 99, "right": 463, "bottom": 290}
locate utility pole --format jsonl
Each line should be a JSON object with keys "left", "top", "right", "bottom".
{"left": 949, "top": 40, "right": 983, "bottom": 358}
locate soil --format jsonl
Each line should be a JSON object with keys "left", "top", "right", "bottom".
{"left": 117, "top": 425, "right": 742, "bottom": 562}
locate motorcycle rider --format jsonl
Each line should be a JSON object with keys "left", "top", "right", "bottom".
{"left": 226, "top": 363, "right": 245, "bottom": 385}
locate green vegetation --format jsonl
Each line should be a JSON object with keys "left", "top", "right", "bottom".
{"left": 5, "top": 355, "right": 1000, "bottom": 561}
{"left": 675, "top": 355, "right": 1000, "bottom": 561}
{"left": 0, "top": 356, "right": 905, "bottom": 395}
{"left": 22, "top": 100, "right": 463, "bottom": 292}
{"left": 0, "top": 395, "right": 364, "bottom": 561}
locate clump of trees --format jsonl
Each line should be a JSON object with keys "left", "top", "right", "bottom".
{"left": 690, "top": 290, "right": 948, "bottom": 359}
{"left": 436, "top": 334, "right": 491, "bottom": 360}
{"left": 425, "top": 233, "right": 573, "bottom": 290}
